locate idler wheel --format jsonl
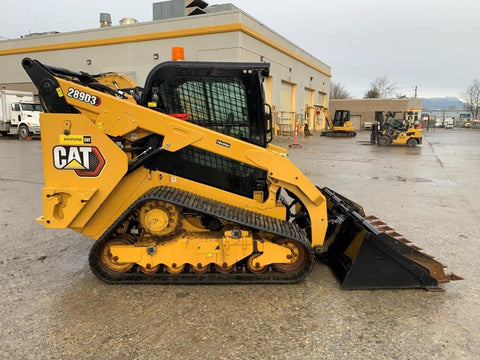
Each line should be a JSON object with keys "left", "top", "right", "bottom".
{"left": 273, "top": 239, "right": 307, "bottom": 273}
{"left": 99, "top": 235, "right": 135, "bottom": 274}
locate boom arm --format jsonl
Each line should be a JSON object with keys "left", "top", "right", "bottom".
{"left": 315, "top": 105, "right": 334, "bottom": 130}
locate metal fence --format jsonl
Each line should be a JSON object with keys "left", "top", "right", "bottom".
{"left": 273, "top": 111, "right": 305, "bottom": 136}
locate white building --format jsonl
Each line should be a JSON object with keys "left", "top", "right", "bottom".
{"left": 0, "top": 1, "right": 331, "bottom": 133}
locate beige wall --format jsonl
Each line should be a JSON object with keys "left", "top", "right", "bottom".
{"left": 0, "top": 10, "right": 331, "bottom": 137}
{"left": 329, "top": 99, "right": 423, "bottom": 130}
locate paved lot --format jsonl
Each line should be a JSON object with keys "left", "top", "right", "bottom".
{"left": 0, "top": 129, "right": 479, "bottom": 359}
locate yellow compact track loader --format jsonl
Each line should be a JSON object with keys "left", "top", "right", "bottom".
{"left": 23, "top": 58, "right": 460, "bottom": 289}
{"left": 318, "top": 106, "right": 356, "bottom": 137}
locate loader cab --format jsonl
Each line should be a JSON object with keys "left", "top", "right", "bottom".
{"left": 138, "top": 61, "right": 272, "bottom": 199}
{"left": 333, "top": 110, "right": 350, "bottom": 127}
{"left": 139, "top": 61, "right": 271, "bottom": 147}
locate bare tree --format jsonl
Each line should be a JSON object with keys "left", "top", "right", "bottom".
{"left": 463, "top": 79, "right": 480, "bottom": 117}
{"left": 364, "top": 76, "right": 396, "bottom": 99}
{"left": 330, "top": 82, "right": 351, "bottom": 99}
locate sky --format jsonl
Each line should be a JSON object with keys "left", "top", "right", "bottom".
{"left": 1, "top": 0, "right": 479, "bottom": 99}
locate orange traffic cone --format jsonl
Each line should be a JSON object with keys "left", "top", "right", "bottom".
{"left": 289, "top": 122, "right": 302, "bottom": 148}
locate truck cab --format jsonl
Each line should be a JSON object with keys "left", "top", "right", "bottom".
{"left": 444, "top": 118, "right": 454, "bottom": 129}
{"left": 0, "top": 90, "right": 42, "bottom": 139}
{"left": 10, "top": 101, "right": 42, "bottom": 137}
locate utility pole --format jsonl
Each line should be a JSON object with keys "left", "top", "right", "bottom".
{"left": 414, "top": 86, "right": 417, "bottom": 99}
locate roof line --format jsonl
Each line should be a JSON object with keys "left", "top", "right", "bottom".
{"left": 0, "top": 23, "right": 331, "bottom": 77}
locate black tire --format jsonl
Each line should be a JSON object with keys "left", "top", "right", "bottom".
{"left": 378, "top": 135, "right": 390, "bottom": 146}
{"left": 18, "top": 124, "right": 31, "bottom": 140}
{"left": 407, "top": 138, "right": 418, "bottom": 147}
{"left": 351, "top": 131, "right": 357, "bottom": 137}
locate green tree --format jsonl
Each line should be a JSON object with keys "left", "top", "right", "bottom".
{"left": 364, "top": 87, "right": 381, "bottom": 99}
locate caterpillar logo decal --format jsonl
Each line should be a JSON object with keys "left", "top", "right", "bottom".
{"left": 53, "top": 146, "right": 105, "bottom": 177}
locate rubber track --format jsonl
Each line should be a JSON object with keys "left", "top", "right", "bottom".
{"left": 89, "top": 186, "right": 315, "bottom": 284}
{"left": 322, "top": 131, "right": 356, "bottom": 137}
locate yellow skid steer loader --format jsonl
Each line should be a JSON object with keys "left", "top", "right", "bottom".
{"left": 22, "top": 57, "right": 460, "bottom": 289}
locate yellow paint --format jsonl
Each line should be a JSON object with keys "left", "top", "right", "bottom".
{"left": 39, "top": 113, "right": 128, "bottom": 229}
{"left": 110, "top": 231, "right": 254, "bottom": 269}
{"left": 41, "top": 187, "right": 97, "bottom": 228}
{"left": 238, "top": 24, "right": 331, "bottom": 77}
{"left": 95, "top": 72, "right": 137, "bottom": 89}
{"left": 40, "top": 72, "right": 329, "bottom": 246}
{"left": 264, "top": 76, "right": 273, "bottom": 105}
{"left": 2, "top": 24, "right": 331, "bottom": 76}
{"left": 317, "top": 106, "right": 356, "bottom": 133}
{"left": 109, "top": 230, "right": 294, "bottom": 269}
{"left": 391, "top": 128, "right": 423, "bottom": 145}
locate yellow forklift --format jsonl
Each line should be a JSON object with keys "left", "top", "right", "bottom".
{"left": 371, "top": 111, "right": 422, "bottom": 147}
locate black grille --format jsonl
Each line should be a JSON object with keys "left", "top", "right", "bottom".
{"left": 88, "top": 152, "right": 99, "bottom": 171}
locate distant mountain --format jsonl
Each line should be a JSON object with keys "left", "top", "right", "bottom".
{"left": 422, "top": 97, "right": 466, "bottom": 110}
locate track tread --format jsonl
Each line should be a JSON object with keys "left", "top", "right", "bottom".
{"left": 89, "top": 186, "right": 314, "bottom": 284}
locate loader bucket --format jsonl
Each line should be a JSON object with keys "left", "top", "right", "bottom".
{"left": 319, "top": 187, "right": 461, "bottom": 290}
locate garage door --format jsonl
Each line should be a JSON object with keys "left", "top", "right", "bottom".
{"left": 280, "top": 81, "right": 293, "bottom": 112}
{"left": 317, "top": 92, "right": 326, "bottom": 107}
{"left": 350, "top": 115, "right": 361, "bottom": 130}
{"left": 303, "top": 89, "right": 314, "bottom": 129}
{"left": 304, "top": 88, "right": 314, "bottom": 108}
{"left": 277, "top": 81, "right": 294, "bottom": 134}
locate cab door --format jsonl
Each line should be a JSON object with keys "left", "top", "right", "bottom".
{"left": 10, "top": 103, "right": 22, "bottom": 124}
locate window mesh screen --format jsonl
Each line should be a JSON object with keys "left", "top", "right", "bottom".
{"left": 147, "top": 75, "right": 266, "bottom": 198}
{"left": 178, "top": 146, "right": 250, "bottom": 177}
{"left": 158, "top": 76, "right": 250, "bottom": 139}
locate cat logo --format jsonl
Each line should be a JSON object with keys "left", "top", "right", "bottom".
{"left": 53, "top": 146, "right": 105, "bottom": 177}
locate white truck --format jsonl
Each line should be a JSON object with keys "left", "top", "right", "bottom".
{"left": 444, "top": 117, "right": 454, "bottom": 129}
{"left": 0, "top": 90, "right": 42, "bottom": 139}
